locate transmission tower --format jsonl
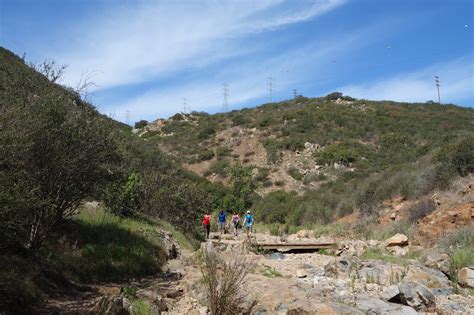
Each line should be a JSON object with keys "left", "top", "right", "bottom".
{"left": 183, "top": 97, "right": 188, "bottom": 114}
{"left": 222, "top": 83, "right": 229, "bottom": 111}
{"left": 293, "top": 89, "right": 298, "bottom": 99}
{"left": 126, "top": 110, "right": 131, "bottom": 125}
{"left": 434, "top": 76, "right": 441, "bottom": 104}
{"left": 267, "top": 76, "right": 273, "bottom": 103}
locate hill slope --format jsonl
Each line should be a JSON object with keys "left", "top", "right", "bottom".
{"left": 138, "top": 93, "right": 474, "bottom": 224}
{"left": 0, "top": 46, "right": 226, "bottom": 313}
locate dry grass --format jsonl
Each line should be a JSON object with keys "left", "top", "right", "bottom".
{"left": 200, "top": 247, "right": 252, "bottom": 315}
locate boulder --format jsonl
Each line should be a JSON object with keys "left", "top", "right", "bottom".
{"left": 435, "top": 294, "right": 474, "bottom": 314}
{"left": 398, "top": 281, "right": 436, "bottom": 312}
{"left": 355, "top": 295, "right": 417, "bottom": 315}
{"left": 295, "top": 268, "right": 308, "bottom": 278}
{"left": 287, "top": 301, "right": 364, "bottom": 315}
{"left": 358, "top": 261, "right": 406, "bottom": 286}
{"left": 379, "top": 285, "right": 400, "bottom": 301}
{"left": 385, "top": 234, "right": 409, "bottom": 247}
{"left": 424, "top": 253, "right": 450, "bottom": 274}
{"left": 457, "top": 267, "right": 474, "bottom": 288}
{"left": 404, "top": 264, "right": 452, "bottom": 289}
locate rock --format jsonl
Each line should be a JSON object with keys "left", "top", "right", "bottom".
{"left": 390, "top": 212, "right": 397, "bottom": 220}
{"left": 398, "top": 281, "right": 436, "bottom": 311}
{"left": 157, "top": 229, "right": 180, "bottom": 259}
{"left": 338, "top": 240, "right": 367, "bottom": 257}
{"left": 380, "top": 285, "right": 400, "bottom": 301}
{"left": 435, "top": 294, "right": 474, "bottom": 314}
{"left": 387, "top": 246, "right": 409, "bottom": 257}
{"left": 92, "top": 295, "right": 127, "bottom": 315}
{"left": 367, "top": 240, "right": 379, "bottom": 247}
{"left": 355, "top": 295, "right": 417, "bottom": 315}
{"left": 385, "top": 233, "right": 409, "bottom": 247}
{"left": 404, "top": 264, "right": 452, "bottom": 289}
{"left": 287, "top": 301, "right": 364, "bottom": 315}
{"left": 425, "top": 253, "right": 450, "bottom": 274}
{"left": 295, "top": 268, "right": 308, "bottom": 278}
{"left": 457, "top": 267, "right": 474, "bottom": 288}
{"left": 200, "top": 241, "right": 213, "bottom": 253}
{"left": 296, "top": 230, "right": 314, "bottom": 239}
{"left": 324, "top": 257, "right": 360, "bottom": 276}
{"left": 358, "top": 261, "right": 406, "bottom": 286}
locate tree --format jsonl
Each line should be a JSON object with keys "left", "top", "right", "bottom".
{"left": 0, "top": 77, "right": 118, "bottom": 250}
{"left": 225, "top": 163, "right": 256, "bottom": 212}
{"left": 134, "top": 120, "right": 148, "bottom": 129}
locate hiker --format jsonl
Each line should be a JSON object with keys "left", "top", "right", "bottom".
{"left": 243, "top": 210, "right": 254, "bottom": 240}
{"left": 232, "top": 212, "right": 240, "bottom": 236}
{"left": 203, "top": 211, "right": 211, "bottom": 239}
{"left": 218, "top": 210, "right": 227, "bottom": 235}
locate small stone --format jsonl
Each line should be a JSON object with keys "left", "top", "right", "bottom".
{"left": 457, "top": 267, "right": 474, "bottom": 288}
{"left": 388, "top": 246, "right": 409, "bottom": 257}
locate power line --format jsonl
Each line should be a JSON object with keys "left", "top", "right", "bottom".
{"left": 434, "top": 76, "right": 441, "bottom": 104}
{"left": 267, "top": 76, "right": 273, "bottom": 103}
{"left": 222, "top": 83, "right": 229, "bottom": 111}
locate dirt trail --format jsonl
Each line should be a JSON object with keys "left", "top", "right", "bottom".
{"left": 41, "top": 250, "right": 191, "bottom": 314}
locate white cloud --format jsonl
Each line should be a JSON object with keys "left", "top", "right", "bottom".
{"left": 339, "top": 57, "right": 474, "bottom": 104}
{"left": 109, "top": 22, "right": 386, "bottom": 121}
{"left": 52, "top": 0, "right": 347, "bottom": 91}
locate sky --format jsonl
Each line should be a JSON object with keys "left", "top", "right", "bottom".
{"left": 1, "top": 0, "right": 473, "bottom": 123}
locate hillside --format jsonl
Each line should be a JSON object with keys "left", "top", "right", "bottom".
{"left": 136, "top": 93, "right": 474, "bottom": 223}
{"left": 0, "top": 47, "right": 227, "bottom": 313}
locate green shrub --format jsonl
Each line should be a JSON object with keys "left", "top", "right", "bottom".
{"left": 274, "top": 180, "right": 285, "bottom": 187}
{"left": 208, "top": 159, "right": 229, "bottom": 177}
{"left": 104, "top": 172, "right": 143, "bottom": 218}
{"left": 255, "top": 168, "right": 270, "bottom": 182}
{"left": 198, "top": 149, "right": 215, "bottom": 161}
{"left": 134, "top": 120, "right": 148, "bottom": 129}
{"left": 288, "top": 167, "right": 303, "bottom": 181}
{"left": 198, "top": 123, "right": 217, "bottom": 139}
{"left": 262, "top": 180, "right": 273, "bottom": 187}
{"left": 216, "top": 146, "right": 231, "bottom": 158}
{"left": 314, "top": 143, "right": 359, "bottom": 165}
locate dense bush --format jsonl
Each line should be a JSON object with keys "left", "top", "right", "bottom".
{"left": 104, "top": 172, "right": 143, "bottom": 218}
{"left": 288, "top": 167, "right": 303, "bottom": 181}
{"left": 0, "top": 80, "right": 118, "bottom": 250}
{"left": 197, "top": 149, "right": 215, "bottom": 161}
{"left": 134, "top": 119, "right": 148, "bottom": 129}
{"left": 433, "top": 137, "right": 474, "bottom": 188}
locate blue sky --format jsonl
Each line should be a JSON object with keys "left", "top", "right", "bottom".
{"left": 1, "top": 0, "right": 473, "bottom": 123}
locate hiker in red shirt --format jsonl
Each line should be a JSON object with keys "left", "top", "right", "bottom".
{"left": 203, "top": 211, "right": 211, "bottom": 239}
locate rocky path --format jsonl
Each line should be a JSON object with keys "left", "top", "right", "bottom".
{"left": 41, "top": 230, "right": 474, "bottom": 314}
{"left": 189, "top": 231, "right": 474, "bottom": 314}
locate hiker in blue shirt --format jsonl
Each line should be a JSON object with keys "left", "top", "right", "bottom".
{"left": 243, "top": 210, "right": 254, "bottom": 240}
{"left": 217, "top": 210, "right": 227, "bottom": 235}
